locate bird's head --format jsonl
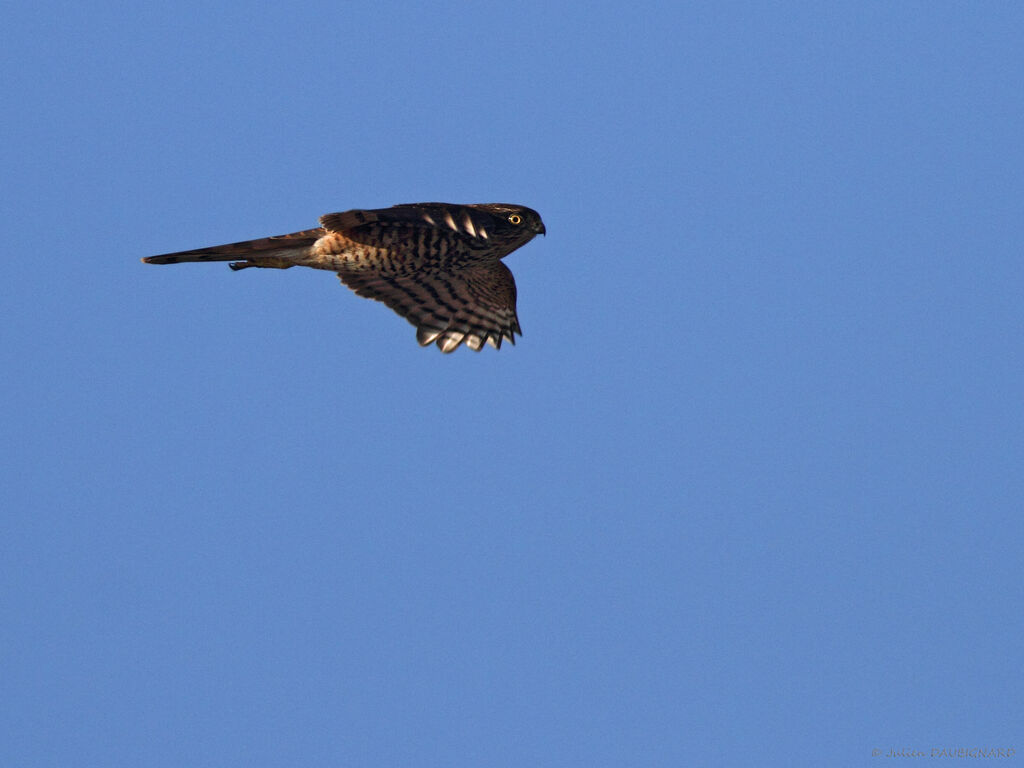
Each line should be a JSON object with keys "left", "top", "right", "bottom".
{"left": 468, "top": 203, "right": 546, "bottom": 254}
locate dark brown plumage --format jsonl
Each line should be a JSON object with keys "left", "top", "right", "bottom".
{"left": 142, "top": 203, "right": 546, "bottom": 353}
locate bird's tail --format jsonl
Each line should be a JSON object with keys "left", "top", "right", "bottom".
{"left": 142, "top": 228, "right": 325, "bottom": 270}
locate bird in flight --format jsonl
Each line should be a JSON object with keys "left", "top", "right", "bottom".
{"left": 143, "top": 202, "right": 545, "bottom": 353}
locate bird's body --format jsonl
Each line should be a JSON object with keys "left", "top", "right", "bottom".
{"left": 143, "top": 202, "right": 545, "bottom": 353}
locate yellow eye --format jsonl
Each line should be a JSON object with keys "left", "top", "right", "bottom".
{"left": 508, "top": 214, "right": 522, "bottom": 225}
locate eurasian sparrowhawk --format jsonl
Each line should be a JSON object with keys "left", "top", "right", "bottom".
{"left": 143, "top": 203, "right": 546, "bottom": 353}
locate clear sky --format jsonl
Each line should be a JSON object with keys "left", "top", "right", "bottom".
{"left": 2, "top": 2, "right": 1021, "bottom": 766}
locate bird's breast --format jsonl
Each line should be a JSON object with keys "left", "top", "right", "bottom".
{"left": 308, "top": 226, "right": 494, "bottom": 275}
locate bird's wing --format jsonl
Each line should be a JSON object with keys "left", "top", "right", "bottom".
{"left": 320, "top": 204, "right": 496, "bottom": 245}
{"left": 337, "top": 260, "right": 520, "bottom": 353}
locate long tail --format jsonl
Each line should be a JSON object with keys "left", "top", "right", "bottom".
{"left": 142, "top": 228, "right": 324, "bottom": 270}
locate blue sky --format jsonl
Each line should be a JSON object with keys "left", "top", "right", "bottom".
{"left": 2, "top": 2, "right": 1022, "bottom": 766}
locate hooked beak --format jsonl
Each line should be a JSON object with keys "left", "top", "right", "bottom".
{"left": 536, "top": 221, "right": 546, "bottom": 236}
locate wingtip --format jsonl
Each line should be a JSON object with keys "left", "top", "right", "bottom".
{"left": 416, "top": 326, "right": 443, "bottom": 346}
